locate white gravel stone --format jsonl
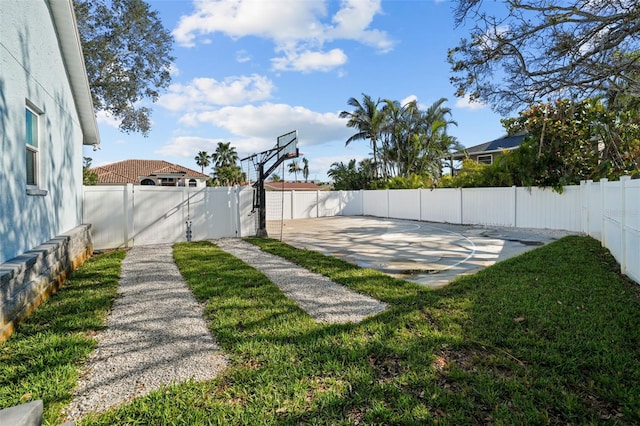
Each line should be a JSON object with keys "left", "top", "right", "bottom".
{"left": 65, "top": 239, "right": 387, "bottom": 421}
{"left": 214, "top": 238, "right": 387, "bottom": 323}
{"left": 65, "top": 245, "right": 227, "bottom": 421}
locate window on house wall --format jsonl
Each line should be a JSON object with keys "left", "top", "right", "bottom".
{"left": 25, "top": 106, "right": 40, "bottom": 186}
{"left": 477, "top": 154, "right": 493, "bottom": 165}
{"left": 188, "top": 179, "right": 197, "bottom": 187}
{"left": 160, "top": 177, "right": 176, "bottom": 186}
{"left": 140, "top": 178, "right": 156, "bottom": 185}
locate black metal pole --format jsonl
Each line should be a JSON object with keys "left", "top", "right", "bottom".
{"left": 257, "top": 162, "right": 268, "bottom": 237}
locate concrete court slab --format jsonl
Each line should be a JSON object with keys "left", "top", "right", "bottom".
{"left": 267, "top": 216, "right": 573, "bottom": 289}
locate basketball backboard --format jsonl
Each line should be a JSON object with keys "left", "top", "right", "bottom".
{"left": 277, "top": 130, "right": 298, "bottom": 159}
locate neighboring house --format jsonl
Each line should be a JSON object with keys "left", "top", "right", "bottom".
{"left": 264, "top": 182, "right": 328, "bottom": 191}
{"left": 449, "top": 132, "right": 526, "bottom": 171}
{"left": 91, "top": 160, "right": 210, "bottom": 187}
{"left": 1, "top": 0, "right": 99, "bottom": 340}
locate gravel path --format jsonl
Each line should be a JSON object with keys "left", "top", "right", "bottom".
{"left": 215, "top": 239, "right": 387, "bottom": 323}
{"left": 65, "top": 245, "right": 227, "bottom": 421}
{"left": 65, "top": 240, "right": 386, "bottom": 421}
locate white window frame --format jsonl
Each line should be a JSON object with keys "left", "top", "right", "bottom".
{"left": 25, "top": 103, "right": 41, "bottom": 188}
{"left": 477, "top": 154, "right": 493, "bottom": 165}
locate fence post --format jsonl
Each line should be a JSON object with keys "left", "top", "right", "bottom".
{"left": 316, "top": 190, "right": 320, "bottom": 218}
{"left": 512, "top": 186, "right": 517, "bottom": 228}
{"left": 584, "top": 180, "right": 592, "bottom": 236}
{"left": 459, "top": 187, "right": 463, "bottom": 224}
{"left": 360, "top": 189, "right": 364, "bottom": 216}
{"left": 233, "top": 186, "right": 240, "bottom": 237}
{"left": 387, "top": 189, "right": 390, "bottom": 218}
{"left": 620, "top": 176, "right": 630, "bottom": 275}
{"left": 600, "top": 178, "right": 608, "bottom": 248}
{"left": 124, "top": 183, "right": 134, "bottom": 247}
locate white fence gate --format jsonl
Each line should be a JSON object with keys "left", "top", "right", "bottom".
{"left": 83, "top": 185, "right": 255, "bottom": 250}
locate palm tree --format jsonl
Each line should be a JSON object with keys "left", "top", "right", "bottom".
{"left": 211, "top": 142, "right": 238, "bottom": 168}
{"left": 302, "top": 157, "right": 309, "bottom": 182}
{"left": 194, "top": 151, "right": 211, "bottom": 173}
{"left": 214, "top": 166, "right": 244, "bottom": 186}
{"left": 327, "top": 159, "right": 357, "bottom": 190}
{"left": 415, "top": 98, "right": 457, "bottom": 179}
{"left": 380, "top": 97, "right": 456, "bottom": 180}
{"left": 327, "top": 159, "right": 375, "bottom": 190}
{"left": 339, "top": 94, "right": 384, "bottom": 179}
{"left": 211, "top": 142, "right": 241, "bottom": 186}
{"left": 288, "top": 160, "right": 302, "bottom": 182}
{"left": 440, "top": 134, "right": 464, "bottom": 177}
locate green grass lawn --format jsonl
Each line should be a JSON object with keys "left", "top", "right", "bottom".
{"left": 2, "top": 236, "right": 639, "bottom": 425}
{"left": 0, "top": 249, "right": 126, "bottom": 425}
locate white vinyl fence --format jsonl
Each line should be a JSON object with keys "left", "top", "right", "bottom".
{"left": 268, "top": 186, "right": 583, "bottom": 231}
{"left": 83, "top": 178, "right": 639, "bottom": 284}
{"left": 83, "top": 185, "right": 255, "bottom": 249}
{"left": 264, "top": 179, "right": 638, "bottom": 284}
{"left": 580, "top": 177, "right": 640, "bottom": 284}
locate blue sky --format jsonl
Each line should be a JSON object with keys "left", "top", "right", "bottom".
{"left": 85, "top": 0, "right": 508, "bottom": 182}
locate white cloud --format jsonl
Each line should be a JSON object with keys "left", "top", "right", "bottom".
{"left": 156, "top": 104, "right": 368, "bottom": 181}
{"left": 158, "top": 74, "right": 275, "bottom": 111}
{"left": 168, "top": 63, "right": 180, "bottom": 77}
{"left": 95, "top": 110, "right": 121, "bottom": 129}
{"left": 178, "top": 103, "right": 349, "bottom": 148}
{"left": 326, "top": 0, "right": 393, "bottom": 52}
{"left": 173, "top": 0, "right": 328, "bottom": 47}
{"left": 155, "top": 136, "right": 224, "bottom": 158}
{"left": 236, "top": 49, "right": 251, "bottom": 63}
{"left": 173, "top": 0, "right": 394, "bottom": 72}
{"left": 272, "top": 48, "right": 347, "bottom": 72}
{"left": 455, "top": 95, "right": 487, "bottom": 111}
{"left": 400, "top": 95, "right": 418, "bottom": 107}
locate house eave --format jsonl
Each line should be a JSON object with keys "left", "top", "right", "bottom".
{"left": 449, "top": 146, "right": 520, "bottom": 160}
{"left": 48, "top": 0, "right": 100, "bottom": 147}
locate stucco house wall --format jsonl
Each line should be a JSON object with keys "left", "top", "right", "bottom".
{"left": 0, "top": 0, "right": 98, "bottom": 264}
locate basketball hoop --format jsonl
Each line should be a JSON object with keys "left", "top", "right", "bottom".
{"left": 239, "top": 130, "right": 299, "bottom": 237}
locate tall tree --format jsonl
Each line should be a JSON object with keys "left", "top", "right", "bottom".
{"left": 194, "top": 151, "right": 211, "bottom": 174}
{"left": 211, "top": 142, "right": 239, "bottom": 168}
{"left": 449, "top": 0, "right": 640, "bottom": 114}
{"left": 82, "top": 157, "right": 98, "bottom": 185}
{"left": 339, "top": 94, "right": 384, "bottom": 179}
{"left": 302, "top": 157, "right": 310, "bottom": 183}
{"left": 213, "top": 166, "right": 244, "bottom": 186}
{"left": 380, "top": 98, "right": 455, "bottom": 179}
{"left": 327, "top": 159, "right": 371, "bottom": 190}
{"left": 440, "top": 134, "right": 465, "bottom": 176}
{"left": 211, "top": 142, "right": 241, "bottom": 186}
{"left": 288, "top": 160, "right": 302, "bottom": 182}
{"left": 501, "top": 98, "right": 640, "bottom": 188}
{"left": 74, "top": 0, "right": 174, "bottom": 135}
{"left": 327, "top": 159, "right": 357, "bottom": 190}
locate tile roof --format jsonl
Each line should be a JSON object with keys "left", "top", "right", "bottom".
{"left": 264, "top": 182, "right": 327, "bottom": 191}
{"left": 92, "top": 160, "right": 209, "bottom": 184}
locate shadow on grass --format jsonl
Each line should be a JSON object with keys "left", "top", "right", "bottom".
{"left": 0, "top": 250, "right": 126, "bottom": 425}
{"left": 74, "top": 238, "right": 640, "bottom": 424}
